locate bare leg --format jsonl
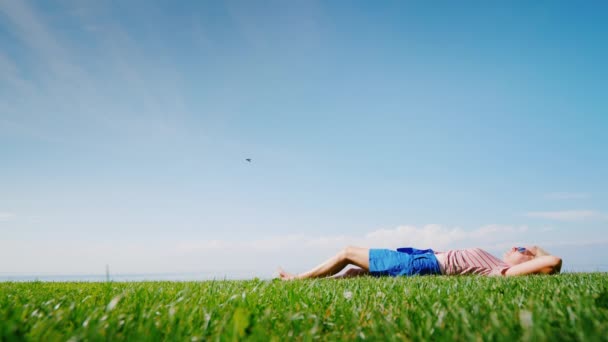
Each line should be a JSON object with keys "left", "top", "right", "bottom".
{"left": 278, "top": 246, "right": 370, "bottom": 280}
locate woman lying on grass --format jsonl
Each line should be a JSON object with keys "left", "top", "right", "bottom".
{"left": 278, "top": 245, "right": 562, "bottom": 280}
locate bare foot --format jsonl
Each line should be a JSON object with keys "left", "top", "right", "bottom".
{"left": 277, "top": 267, "right": 297, "bottom": 281}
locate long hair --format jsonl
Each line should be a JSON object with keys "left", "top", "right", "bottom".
{"left": 533, "top": 246, "right": 551, "bottom": 257}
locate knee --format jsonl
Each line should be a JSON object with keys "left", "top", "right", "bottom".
{"left": 340, "top": 246, "right": 358, "bottom": 262}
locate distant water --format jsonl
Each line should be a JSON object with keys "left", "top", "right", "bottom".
{"left": 1, "top": 266, "right": 605, "bottom": 282}
{"left": 0, "top": 272, "right": 272, "bottom": 282}
{"left": 563, "top": 265, "right": 608, "bottom": 273}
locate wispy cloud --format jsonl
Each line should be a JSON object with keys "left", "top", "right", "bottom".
{"left": 0, "top": 0, "right": 96, "bottom": 104}
{"left": 0, "top": 0, "right": 67, "bottom": 73}
{"left": 225, "top": 0, "right": 325, "bottom": 53}
{"left": 541, "top": 239, "right": 608, "bottom": 248}
{"left": 0, "top": 0, "right": 190, "bottom": 144}
{"left": 525, "top": 210, "right": 606, "bottom": 222}
{"left": 172, "top": 224, "right": 535, "bottom": 276}
{"left": 544, "top": 192, "right": 590, "bottom": 200}
{"left": 176, "top": 224, "right": 530, "bottom": 254}
{"left": 0, "top": 52, "right": 31, "bottom": 92}
{"left": 0, "top": 0, "right": 100, "bottom": 141}
{"left": 0, "top": 212, "right": 15, "bottom": 221}
{"left": 0, "top": 224, "right": 534, "bottom": 276}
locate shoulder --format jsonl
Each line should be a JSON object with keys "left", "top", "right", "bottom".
{"left": 470, "top": 247, "right": 490, "bottom": 253}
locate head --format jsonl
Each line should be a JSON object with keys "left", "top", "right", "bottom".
{"left": 502, "top": 245, "right": 553, "bottom": 266}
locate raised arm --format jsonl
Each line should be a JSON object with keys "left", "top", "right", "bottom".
{"left": 504, "top": 255, "right": 562, "bottom": 276}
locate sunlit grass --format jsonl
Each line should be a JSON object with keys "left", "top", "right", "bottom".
{"left": 1, "top": 273, "right": 607, "bottom": 340}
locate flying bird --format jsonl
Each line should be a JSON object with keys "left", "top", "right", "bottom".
{"left": 245, "top": 158, "right": 252, "bottom": 163}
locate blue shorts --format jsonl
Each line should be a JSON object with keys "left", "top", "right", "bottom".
{"left": 369, "top": 248, "right": 441, "bottom": 277}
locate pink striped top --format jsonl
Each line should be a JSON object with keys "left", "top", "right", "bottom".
{"left": 436, "top": 248, "right": 510, "bottom": 276}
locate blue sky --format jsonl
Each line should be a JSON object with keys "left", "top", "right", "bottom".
{"left": 1, "top": 0, "right": 607, "bottom": 279}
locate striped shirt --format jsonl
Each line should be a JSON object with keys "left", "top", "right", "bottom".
{"left": 436, "top": 248, "right": 510, "bottom": 276}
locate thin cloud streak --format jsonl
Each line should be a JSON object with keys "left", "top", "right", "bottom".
{"left": 544, "top": 192, "right": 590, "bottom": 200}
{"left": 0, "top": 212, "right": 15, "bottom": 221}
{"left": 525, "top": 210, "right": 607, "bottom": 222}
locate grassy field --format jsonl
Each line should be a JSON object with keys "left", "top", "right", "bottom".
{"left": 1, "top": 273, "right": 607, "bottom": 341}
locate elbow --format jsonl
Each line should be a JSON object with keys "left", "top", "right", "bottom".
{"left": 538, "top": 256, "right": 562, "bottom": 275}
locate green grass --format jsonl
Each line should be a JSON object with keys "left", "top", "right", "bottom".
{"left": 1, "top": 273, "right": 607, "bottom": 341}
